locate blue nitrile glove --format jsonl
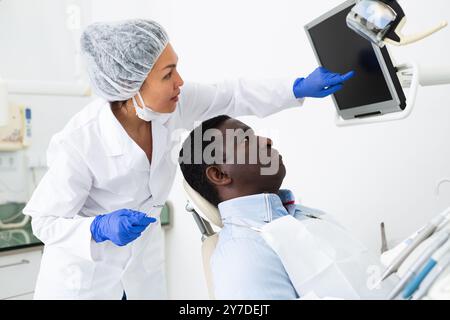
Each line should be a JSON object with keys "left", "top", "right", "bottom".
{"left": 90, "top": 209, "right": 157, "bottom": 246}
{"left": 293, "top": 67, "right": 355, "bottom": 99}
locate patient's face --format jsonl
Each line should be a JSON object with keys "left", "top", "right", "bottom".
{"left": 212, "top": 118, "right": 286, "bottom": 194}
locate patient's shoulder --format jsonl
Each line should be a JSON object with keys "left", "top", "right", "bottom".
{"left": 210, "top": 236, "right": 297, "bottom": 299}
{"left": 212, "top": 235, "right": 276, "bottom": 268}
{"left": 214, "top": 233, "right": 267, "bottom": 257}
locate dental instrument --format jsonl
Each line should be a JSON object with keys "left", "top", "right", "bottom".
{"left": 380, "top": 207, "right": 450, "bottom": 282}
{"left": 403, "top": 237, "right": 450, "bottom": 298}
{"left": 387, "top": 231, "right": 449, "bottom": 299}
{"left": 412, "top": 252, "right": 450, "bottom": 300}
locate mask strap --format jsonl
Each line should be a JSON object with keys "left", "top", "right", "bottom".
{"left": 131, "top": 96, "right": 139, "bottom": 108}
{"left": 137, "top": 91, "right": 146, "bottom": 109}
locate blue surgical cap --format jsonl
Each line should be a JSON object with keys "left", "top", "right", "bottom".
{"left": 81, "top": 19, "right": 169, "bottom": 102}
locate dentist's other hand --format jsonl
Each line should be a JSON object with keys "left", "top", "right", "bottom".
{"left": 90, "top": 209, "right": 157, "bottom": 246}
{"left": 293, "top": 67, "right": 355, "bottom": 99}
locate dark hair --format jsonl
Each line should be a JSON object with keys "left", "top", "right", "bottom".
{"left": 179, "top": 115, "right": 231, "bottom": 207}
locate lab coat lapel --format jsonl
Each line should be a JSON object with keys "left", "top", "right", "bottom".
{"left": 118, "top": 124, "right": 151, "bottom": 172}
{"left": 150, "top": 121, "right": 168, "bottom": 170}
{"left": 99, "top": 101, "right": 150, "bottom": 172}
{"left": 98, "top": 101, "right": 125, "bottom": 157}
{"left": 148, "top": 121, "right": 170, "bottom": 202}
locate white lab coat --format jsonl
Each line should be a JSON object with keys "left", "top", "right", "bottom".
{"left": 23, "top": 78, "right": 303, "bottom": 299}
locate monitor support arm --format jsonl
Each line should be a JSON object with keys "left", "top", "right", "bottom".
{"left": 335, "top": 62, "right": 450, "bottom": 127}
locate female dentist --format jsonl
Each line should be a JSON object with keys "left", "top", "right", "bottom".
{"left": 23, "top": 19, "right": 354, "bottom": 299}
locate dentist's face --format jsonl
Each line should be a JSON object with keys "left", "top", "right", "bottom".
{"left": 208, "top": 118, "right": 286, "bottom": 195}
{"left": 135, "top": 43, "right": 184, "bottom": 113}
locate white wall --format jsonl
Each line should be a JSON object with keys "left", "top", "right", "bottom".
{"left": 2, "top": 0, "right": 449, "bottom": 300}
{"left": 0, "top": 0, "right": 94, "bottom": 200}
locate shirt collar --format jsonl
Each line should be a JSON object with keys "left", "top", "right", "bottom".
{"left": 218, "top": 189, "right": 297, "bottom": 223}
{"left": 97, "top": 99, "right": 169, "bottom": 172}
{"left": 98, "top": 99, "right": 150, "bottom": 171}
{"left": 98, "top": 99, "right": 126, "bottom": 157}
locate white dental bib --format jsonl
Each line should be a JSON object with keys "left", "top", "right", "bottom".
{"left": 257, "top": 215, "right": 397, "bottom": 299}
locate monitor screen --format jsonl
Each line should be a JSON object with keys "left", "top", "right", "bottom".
{"left": 307, "top": 6, "right": 393, "bottom": 110}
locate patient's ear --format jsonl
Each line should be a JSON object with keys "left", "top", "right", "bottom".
{"left": 206, "top": 166, "right": 231, "bottom": 186}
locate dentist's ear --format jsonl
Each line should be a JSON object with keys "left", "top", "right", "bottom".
{"left": 206, "top": 166, "right": 232, "bottom": 186}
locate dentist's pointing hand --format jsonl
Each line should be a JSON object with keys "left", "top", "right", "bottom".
{"left": 90, "top": 209, "right": 157, "bottom": 246}
{"left": 293, "top": 67, "right": 355, "bottom": 99}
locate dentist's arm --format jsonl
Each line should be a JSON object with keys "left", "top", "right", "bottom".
{"left": 177, "top": 77, "right": 303, "bottom": 130}
{"left": 177, "top": 67, "right": 354, "bottom": 130}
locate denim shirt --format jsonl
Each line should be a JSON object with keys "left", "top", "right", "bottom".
{"left": 211, "top": 190, "right": 326, "bottom": 300}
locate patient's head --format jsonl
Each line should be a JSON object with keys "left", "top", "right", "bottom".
{"left": 179, "top": 115, "right": 286, "bottom": 206}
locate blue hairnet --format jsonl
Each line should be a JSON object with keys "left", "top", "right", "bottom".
{"left": 81, "top": 19, "right": 169, "bottom": 101}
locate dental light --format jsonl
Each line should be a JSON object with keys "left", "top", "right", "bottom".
{"left": 347, "top": 0, "right": 448, "bottom": 47}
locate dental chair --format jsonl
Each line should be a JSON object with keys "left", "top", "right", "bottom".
{"left": 182, "top": 179, "right": 223, "bottom": 300}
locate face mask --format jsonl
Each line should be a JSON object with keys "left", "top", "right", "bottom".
{"left": 132, "top": 91, "right": 172, "bottom": 124}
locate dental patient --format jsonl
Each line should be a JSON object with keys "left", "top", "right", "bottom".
{"left": 178, "top": 115, "right": 392, "bottom": 300}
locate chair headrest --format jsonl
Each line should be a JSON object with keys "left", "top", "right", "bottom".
{"left": 182, "top": 179, "right": 223, "bottom": 228}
